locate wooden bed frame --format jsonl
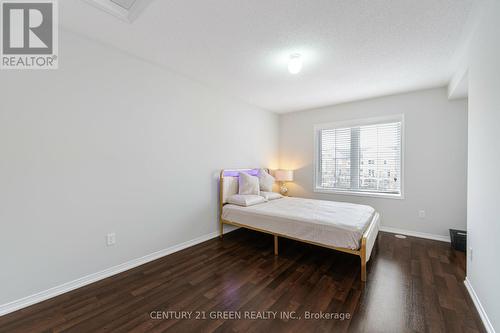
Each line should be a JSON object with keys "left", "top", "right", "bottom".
{"left": 218, "top": 168, "right": 379, "bottom": 282}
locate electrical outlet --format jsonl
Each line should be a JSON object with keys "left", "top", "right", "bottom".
{"left": 418, "top": 210, "right": 426, "bottom": 219}
{"left": 106, "top": 233, "right": 116, "bottom": 246}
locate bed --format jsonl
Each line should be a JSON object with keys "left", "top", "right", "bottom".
{"left": 219, "top": 168, "right": 380, "bottom": 282}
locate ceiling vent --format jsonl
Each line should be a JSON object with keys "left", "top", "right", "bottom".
{"left": 83, "top": 0, "right": 154, "bottom": 22}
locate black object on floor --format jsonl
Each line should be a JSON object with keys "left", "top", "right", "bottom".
{"left": 450, "top": 228, "right": 467, "bottom": 252}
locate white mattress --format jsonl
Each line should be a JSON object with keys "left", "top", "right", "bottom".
{"left": 222, "top": 197, "right": 376, "bottom": 250}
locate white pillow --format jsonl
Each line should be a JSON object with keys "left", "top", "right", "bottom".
{"left": 238, "top": 172, "right": 260, "bottom": 195}
{"left": 260, "top": 191, "right": 283, "bottom": 200}
{"left": 258, "top": 169, "right": 275, "bottom": 192}
{"left": 227, "top": 194, "right": 266, "bottom": 207}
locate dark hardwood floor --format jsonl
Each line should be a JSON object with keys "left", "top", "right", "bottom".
{"left": 0, "top": 230, "right": 485, "bottom": 333}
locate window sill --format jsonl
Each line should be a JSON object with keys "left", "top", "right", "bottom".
{"left": 313, "top": 188, "right": 404, "bottom": 200}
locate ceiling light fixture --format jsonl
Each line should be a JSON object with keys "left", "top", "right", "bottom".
{"left": 288, "top": 54, "right": 302, "bottom": 74}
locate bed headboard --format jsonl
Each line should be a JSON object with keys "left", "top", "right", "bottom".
{"left": 219, "top": 168, "right": 269, "bottom": 206}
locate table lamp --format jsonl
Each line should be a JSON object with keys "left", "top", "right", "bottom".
{"left": 274, "top": 170, "right": 294, "bottom": 196}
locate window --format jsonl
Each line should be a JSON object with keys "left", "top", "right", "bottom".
{"left": 314, "top": 115, "right": 403, "bottom": 198}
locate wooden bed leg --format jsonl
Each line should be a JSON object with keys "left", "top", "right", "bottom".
{"left": 360, "top": 258, "right": 367, "bottom": 282}
{"left": 274, "top": 235, "right": 278, "bottom": 256}
{"left": 360, "top": 238, "right": 367, "bottom": 282}
{"left": 219, "top": 221, "right": 223, "bottom": 239}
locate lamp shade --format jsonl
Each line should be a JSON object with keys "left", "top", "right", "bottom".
{"left": 274, "top": 170, "right": 294, "bottom": 182}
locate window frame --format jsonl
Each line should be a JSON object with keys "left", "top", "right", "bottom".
{"left": 313, "top": 114, "right": 405, "bottom": 200}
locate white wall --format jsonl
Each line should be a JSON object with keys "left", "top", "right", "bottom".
{"left": 466, "top": 1, "right": 500, "bottom": 331}
{"left": 0, "top": 30, "right": 278, "bottom": 306}
{"left": 279, "top": 88, "right": 467, "bottom": 238}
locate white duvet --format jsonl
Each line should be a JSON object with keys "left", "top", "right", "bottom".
{"left": 222, "top": 197, "right": 376, "bottom": 250}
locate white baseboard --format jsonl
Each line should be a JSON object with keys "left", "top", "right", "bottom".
{"left": 464, "top": 277, "right": 496, "bottom": 333}
{"left": 0, "top": 230, "right": 222, "bottom": 317}
{"left": 379, "top": 226, "right": 450, "bottom": 242}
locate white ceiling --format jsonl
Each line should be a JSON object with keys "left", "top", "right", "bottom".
{"left": 61, "top": 0, "right": 480, "bottom": 113}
